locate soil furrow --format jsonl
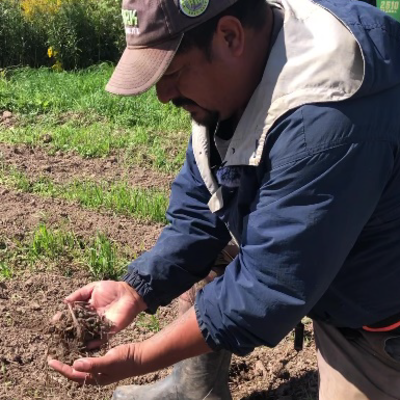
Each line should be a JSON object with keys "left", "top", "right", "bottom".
{"left": 0, "top": 186, "right": 163, "bottom": 248}
{"left": 0, "top": 143, "right": 174, "bottom": 189}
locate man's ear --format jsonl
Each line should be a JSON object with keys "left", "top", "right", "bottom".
{"left": 214, "top": 16, "right": 245, "bottom": 58}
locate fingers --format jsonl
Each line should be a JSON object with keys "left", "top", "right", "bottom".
{"left": 65, "top": 282, "right": 98, "bottom": 303}
{"left": 48, "top": 359, "right": 97, "bottom": 385}
{"left": 48, "top": 346, "right": 135, "bottom": 386}
{"left": 48, "top": 358, "right": 116, "bottom": 386}
{"left": 73, "top": 352, "right": 116, "bottom": 375}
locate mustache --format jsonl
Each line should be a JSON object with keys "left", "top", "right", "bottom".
{"left": 172, "top": 97, "right": 199, "bottom": 108}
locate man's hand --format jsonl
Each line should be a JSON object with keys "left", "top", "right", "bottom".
{"left": 48, "top": 344, "right": 139, "bottom": 386}
{"left": 48, "top": 307, "right": 212, "bottom": 385}
{"left": 64, "top": 281, "right": 147, "bottom": 348}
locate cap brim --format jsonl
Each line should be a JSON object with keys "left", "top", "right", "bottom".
{"left": 106, "top": 35, "right": 183, "bottom": 96}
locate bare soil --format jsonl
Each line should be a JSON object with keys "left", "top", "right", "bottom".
{"left": 0, "top": 143, "right": 173, "bottom": 189}
{"left": 0, "top": 144, "right": 318, "bottom": 400}
{"left": 0, "top": 188, "right": 163, "bottom": 249}
{"left": 0, "top": 272, "right": 318, "bottom": 400}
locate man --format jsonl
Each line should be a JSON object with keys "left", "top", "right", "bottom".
{"left": 49, "top": 0, "right": 400, "bottom": 399}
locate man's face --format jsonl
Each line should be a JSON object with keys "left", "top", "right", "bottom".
{"left": 155, "top": 14, "right": 271, "bottom": 127}
{"left": 155, "top": 44, "right": 241, "bottom": 126}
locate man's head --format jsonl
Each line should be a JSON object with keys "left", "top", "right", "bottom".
{"left": 107, "top": 0, "right": 272, "bottom": 126}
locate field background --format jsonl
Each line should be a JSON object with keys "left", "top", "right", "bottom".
{"left": 1, "top": 0, "right": 319, "bottom": 395}
{"left": 0, "top": 65, "right": 319, "bottom": 400}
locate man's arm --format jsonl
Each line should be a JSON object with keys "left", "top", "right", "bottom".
{"left": 123, "top": 137, "right": 232, "bottom": 313}
{"left": 195, "top": 111, "right": 397, "bottom": 355}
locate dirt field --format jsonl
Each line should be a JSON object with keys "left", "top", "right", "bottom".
{"left": 0, "top": 143, "right": 319, "bottom": 400}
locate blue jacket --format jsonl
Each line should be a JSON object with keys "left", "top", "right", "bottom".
{"left": 124, "top": 0, "right": 400, "bottom": 356}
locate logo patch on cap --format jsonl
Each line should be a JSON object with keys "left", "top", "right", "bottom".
{"left": 179, "top": 0, "right": 209, "bottom": 18}
{"left": 122, "top": 9, "right": 140, "bottom": 35}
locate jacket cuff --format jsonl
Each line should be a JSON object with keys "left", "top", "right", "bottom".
{"left": 122, "top": 270, "right": 159, "bottom": 314}
{"left": 194, "top": 297, "right": 223, "bottom": 352}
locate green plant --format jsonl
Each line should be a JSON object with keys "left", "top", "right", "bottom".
{"left": 136, "top": 312, "right": 161, "bottom": 333}
{"left": 29, "top": 223, "right": 78, "bottom": 260}
{"left": 0, "top": 262, "right": 12, "bottom": 279}
{"left": 0, "top": 0, "right": 124, "bottom": 69}
{"left": 86, "top": 233, "right": 123, "bottom": 279}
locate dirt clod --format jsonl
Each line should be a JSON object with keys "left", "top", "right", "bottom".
{"left": 47, "top": 301, "right": 111, "bottom": 364}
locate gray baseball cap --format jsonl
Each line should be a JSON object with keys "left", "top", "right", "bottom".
{"left": 106, "top": 0, "right": 239, "bottom": 96}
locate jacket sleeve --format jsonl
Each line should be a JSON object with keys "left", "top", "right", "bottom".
{"left": 123, "top": 138, "right": 232, "bottom": 313}
{"left": 195, "top": 137, "right": 395, "bottom": 356}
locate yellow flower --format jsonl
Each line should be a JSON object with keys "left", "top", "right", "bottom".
{"left": 47, "top": 47, "right": 53, "bottom": 58}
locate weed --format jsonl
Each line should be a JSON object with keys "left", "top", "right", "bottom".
{"left": 28, "top": 224, "right": 78, "bottom": 260}
{"left": 0, "top": 165, "right": 169, "bottom": 223}
{"left": 0, "top": 262, "right": 12, "bottom": 279}
{"left": 86, "top": 233, "right": 124, "bottom": 280}
{"left": 136, "top": 312, "right": 161, "bottom": 333}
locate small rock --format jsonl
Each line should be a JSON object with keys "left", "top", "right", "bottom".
{"left": 0, "top": 189, "right": 9, "bottom": 195}
{"left": 31, "top": 302, "right": 41, "bottom": 311}
{"left": 13, "top": 147, "right": 23, "bottom": 155}
{"left": 254, "top": 360, "right": 267, "bottom": 376}
{"left": 2, "top": 111, "right": 12, "bottom": 119}
{"left": 24, "top": 278, "right": 34, "bottom": 287}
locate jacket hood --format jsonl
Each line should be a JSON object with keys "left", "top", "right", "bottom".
{"left": 319, "top": 0, "right": 400, "bottom": 98}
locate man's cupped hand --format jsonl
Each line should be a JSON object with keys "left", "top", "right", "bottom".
{"left": 48, "top": 344, "right": 140, "bottom": 386}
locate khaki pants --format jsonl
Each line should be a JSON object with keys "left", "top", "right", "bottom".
{"left": 314, "top": 320, "right": 400, "bottom": 400}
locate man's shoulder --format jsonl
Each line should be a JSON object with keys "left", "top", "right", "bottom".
{"left": 265, "top": 93, "right": 400, "bottom": 169}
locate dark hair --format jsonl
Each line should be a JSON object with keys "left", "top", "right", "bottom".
{"left": 178, "top": 0, "right": 270, "bottom": 59}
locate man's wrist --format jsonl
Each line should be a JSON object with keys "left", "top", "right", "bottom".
{"left": 121, "top": 281, "right": 148, "bottom": 315}
{"left": 122, "top": 270, "right": 159, "bottom": 314}
{"left": 133, "top": 307, "right": 212, "bottom": 375}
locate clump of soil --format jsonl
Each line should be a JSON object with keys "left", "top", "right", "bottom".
{"left": 47, "top": 301, "right": 112, "bottom": 364}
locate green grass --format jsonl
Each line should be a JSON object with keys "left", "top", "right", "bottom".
{"left": 1, "top": 223, "right": 131, "bottom": 280}
{"left": 0, "top": 165, "right": 169, "bottom": 223}
{"left": 136, "top": 312, "right": 161, "bottom": 333}
{"left": 0, "top": 65, "right": 180, "bottom": 279}
{"left": 0, "top": 262, "right": 12, "bottom": 279}
{"left": 86, "top": 233, "right": 126, "bottom": 279}
{"left": 0, "top": 65, "right": 190, "bottom": 172}
{"left": 29, "top": 223, "right": 82, "bottom": 261}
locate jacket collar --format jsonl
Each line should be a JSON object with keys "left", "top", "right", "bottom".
{"left": 192, "top": 0, "right": 364, "bottom": 174}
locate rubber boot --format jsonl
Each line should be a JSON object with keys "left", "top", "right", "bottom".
{"left": 112, "top": 349, "right": 233, "bottom": 400}
{"left": 112, "top": 287, "right": 233, "bottom": 400}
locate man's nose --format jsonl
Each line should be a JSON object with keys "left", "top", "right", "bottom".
{"left": 156, "top": 76, "right": 180, "bottom": 104}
